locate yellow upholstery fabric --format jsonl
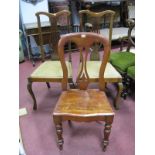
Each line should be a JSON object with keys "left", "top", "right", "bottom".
{"left": 100, "top": 27, "right": 135, "bottom": 41}
{"left": 79, "top": 61, "right": 122, "bottom": 80}
{"left": 30, "top": 61, "right": 72, "bottom": 78}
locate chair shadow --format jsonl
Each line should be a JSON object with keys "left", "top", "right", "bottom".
{"left": 67, "top": 121, "right": 104, "bottom": 142}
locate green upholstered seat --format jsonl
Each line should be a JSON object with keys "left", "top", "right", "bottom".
{"left": 109, "top": 52, "right": 135, "bottom": 72}
{"left": 79, "top": 61, "right": 122, "bottom": 81}
{"left": 30, "top": 61, "right": 72, "bottom": 79}
{"left": 127, "top": 66, "right": 135, "bottom": 79}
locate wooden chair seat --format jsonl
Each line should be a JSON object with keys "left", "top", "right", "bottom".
{"left": 53, "top": 89, "right": 114, "bottom": 116}
{"left": 79, "top": 61, "right": 122, "bottom": 82}
{"left": 30, "top": 61, "right": 72, "bottom": 80}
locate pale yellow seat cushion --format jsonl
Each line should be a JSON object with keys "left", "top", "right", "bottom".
{"left": 79, "top": 61, "right": 122, "bottom": 81}
{"left": 100, "top": 27, "right": 135, "bottom": 41}
{"left": 30, "top": 61, "right": 72, "bottom": 79}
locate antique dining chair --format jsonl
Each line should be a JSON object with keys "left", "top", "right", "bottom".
{"left": 27, "top": 10, "right": 74, "bottom": 110}
{"left": 53, "top": 32, "right": 115, "bottom": 151}
{"left": 79, "top": 10, "right": 122, "bottom": 109}
{"left": 109, "top": 19, "right": 135, "bottom": 98}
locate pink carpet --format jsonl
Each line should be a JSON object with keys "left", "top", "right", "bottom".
{"left": 19, "top": 52, "right": 135, "bottom": 155}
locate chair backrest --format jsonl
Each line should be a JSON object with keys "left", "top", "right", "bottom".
{"left": 126, "top": 19, "right": 135, "bottom": 51}
{"left": 79, "top": 10, "right": 115, "bottom": 47}
{"left": 79, "top": 10, "right": 115, "bottom": 60}
{"left": 35, "top": 10, "right": 71, "bottom": 61}
{"left": 58, "top": 32, "right": 110, "bottom": 91}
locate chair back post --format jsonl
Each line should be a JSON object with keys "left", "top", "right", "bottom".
{"left": 126, "top": 19, "right": 135, "bottom": 51}
{"left": 58, "top": 32, "right": 110, "bottom": 91}
{"left": 36, "top": 12, "right": 45, "bottom": 61}
{"left": 108, "top": 11, "right": 115, "bottom": 49}
{"left": 35, "top": 10, "right": 71, "bottom": 61}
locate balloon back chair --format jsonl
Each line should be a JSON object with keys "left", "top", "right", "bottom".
{"left": 53, "top": 32, "right": 115, "bottom": 151}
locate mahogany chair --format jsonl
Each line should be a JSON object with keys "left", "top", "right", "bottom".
{"left": 27, "top": 10, "right": 74, "bottom": 110}
{"left": 53, "top": 32, "right": 115, "bottom": 151}
{"left": 79, "top": 10, "right": 122, "bottom": 109}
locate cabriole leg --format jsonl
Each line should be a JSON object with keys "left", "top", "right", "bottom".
{"left": 27, "top": 79, "right": 37, "bottom": 110}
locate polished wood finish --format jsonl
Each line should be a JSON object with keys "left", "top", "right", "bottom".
{"left": 54, "top": 89, "right": 114, "bottom": 115}
{"left": 58, "top": 32, "right": 110, "bottom": 91}
{"left": 53, "top": 32, "right": 115, "bottom": 151}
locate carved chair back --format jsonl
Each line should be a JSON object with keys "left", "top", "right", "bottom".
{"left": 58, "top": 32, "right": 110, "bottom": 91}
{"left": 127, "top": 19, "right": 135, "bottom": 51}
{"left": 79, "top": 10, "right": 115, "bottom": 60}
{"left": 36, "top": 10, "right": 71, "bottom": 61}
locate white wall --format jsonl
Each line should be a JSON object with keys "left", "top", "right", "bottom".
{"left": 20, "top": 0, "right": 49, "bottom": 24}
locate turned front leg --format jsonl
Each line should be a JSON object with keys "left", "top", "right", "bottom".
{"left": 103, "top": 116, "right": 113, "bottom": 151}
{"left": 27, "top": 79, "right": 37, "bottom": 110}
{"left": 114, "top": 82, "right": 123, "bottom": 110}
{"left": 53, "top": 116, "right": 64, "bottom": 150}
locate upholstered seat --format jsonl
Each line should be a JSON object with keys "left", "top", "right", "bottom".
{"left": 79, "top": 61, "right": 122, "bottom": 82}
{"left": 27, "top": 10, "right": 74, "bottom": 111}
{"left": 127, "top": 66, "right": 135, "bottom": 79}
{"left": 109, "top": 19, "right": 135, "bottom": 98}
{"left": 109, "top": 52, "right": 135, "bottom": 72}
{"left": 30, "top": 61, "right": 72, "bottom": 79}
{"left": 100, "top": 27, "right": 135, "bottom": 41}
